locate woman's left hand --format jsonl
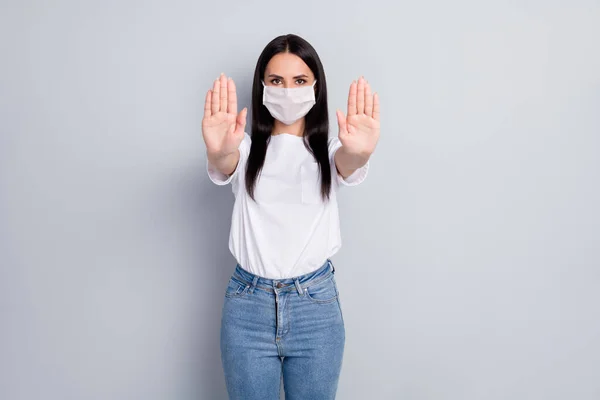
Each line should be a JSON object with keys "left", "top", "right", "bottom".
{"left": 336, "top": 76, "right": 380, "bottom": 158}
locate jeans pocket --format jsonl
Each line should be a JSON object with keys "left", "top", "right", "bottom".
{"left": 224, "top": 276, "right": 250, "bottom": 298}
{"left": 303, "top": 276, "right": 339, "bottom": 304}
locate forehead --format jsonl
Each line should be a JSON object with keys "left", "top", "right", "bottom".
{"left": 264, "top": 52, "right": 313, "bottom": 77}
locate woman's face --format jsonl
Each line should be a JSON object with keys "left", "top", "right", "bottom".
{"left": 263, "top": 52, "right": 315, "bottom": 89}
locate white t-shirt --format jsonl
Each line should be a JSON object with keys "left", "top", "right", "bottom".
{"left": 206, "top": 132, "right": 369, "bottom": 279}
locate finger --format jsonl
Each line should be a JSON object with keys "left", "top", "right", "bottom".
{"left": 347, "top": 81, "right": 357, "bottom": 116}
{"left": 336, "top": 109, "right": 347, "bottom": 134}
{"left": 204, "top": 89, "right": 212, "bottom": 117}
{"left": 235, "top": 107, "right": 248, "bottom": 135}
{"left": 211, "top": 78, "right": 220, "bottom": 114}
{"left": 364, "top": 81, "right": 373, "bottom": 117}
{"left": 356, "top": 76, "right": 365, "bottom": 114}
{"left": 219, "top": 73, "right": 228, "bottom": 113}
{"left": 373, "top": 92, "right": 380, "bottom": 121}
{"left": 227, "top": 77, "right": 237, "bottom": 115}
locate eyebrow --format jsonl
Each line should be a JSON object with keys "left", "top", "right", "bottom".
{"left": 267, "top": 74, "right": 310, "bottom": 79}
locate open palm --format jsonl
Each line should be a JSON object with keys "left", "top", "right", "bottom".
{"left": 336, "top": 76, "right": 380, "bottom": 156}
{"left": 202, "top": 73, "right": 247, "bottom": 156}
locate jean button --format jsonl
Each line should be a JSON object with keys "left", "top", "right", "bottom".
{"left": 276, "top": 282, "right": 283, "bottom": 288}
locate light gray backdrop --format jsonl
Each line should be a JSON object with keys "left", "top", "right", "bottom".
{"left": 1, "top": 0, "right": 599, "bottom": 399}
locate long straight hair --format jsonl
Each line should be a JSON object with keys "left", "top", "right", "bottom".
{"left": 245, "top": 34, "right": 332, "bottom": 202}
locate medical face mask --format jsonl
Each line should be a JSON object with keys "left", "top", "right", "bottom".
{"left": 262, "top": 80, "right": 317, "bottom": 125}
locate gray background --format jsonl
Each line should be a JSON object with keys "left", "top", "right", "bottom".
{"left": 1, "top": 0, "right": 599, "bottom": 399}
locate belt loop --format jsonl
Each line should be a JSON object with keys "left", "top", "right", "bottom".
{"left": 328, "top": 259, "right": 335, "bottom": 274}
{"left": 249, "top": 275, "right": 259, "bottom": 294}
{"left": 294, "top": 278, "right": 304, "bottom": 296}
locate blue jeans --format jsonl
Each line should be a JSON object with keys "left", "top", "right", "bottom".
{"left": 220, "top": 259, "right": 345, "bottom": 399}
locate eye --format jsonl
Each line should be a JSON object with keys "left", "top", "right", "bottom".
{"left": 296, "top": 79, "right": 307, "bottom": 85}
{"left": 270, "top": 78, "right": 282, "bottom": 85}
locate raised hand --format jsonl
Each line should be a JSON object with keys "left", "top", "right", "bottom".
{"left": 335, "top": 76, "right": 380, "bottom": 157}
{"left": 202, "top": 73, "right": 247, "bottom": 157}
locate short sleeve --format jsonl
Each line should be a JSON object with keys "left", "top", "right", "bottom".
{"left": 328, "top": 137, "right": 370, "bottom": 187}
{"left": 206, "top": 132, "right": 252, "bottom": 186}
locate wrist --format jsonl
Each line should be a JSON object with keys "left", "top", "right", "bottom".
{"left": 338, "top": 146, "right": 371, "bottom": 169}
{"left": 207, "top": 148, "right": 237, "bottom": 163}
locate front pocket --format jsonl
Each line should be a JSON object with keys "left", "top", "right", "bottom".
{"left": 300, "top": 162, "right": 321, "bottom": 204}
{"left": 224, "top": 277, "right": 250, "bottom": 298}
{"left": 303, "top": 276, "right": 339, "bottom": 303}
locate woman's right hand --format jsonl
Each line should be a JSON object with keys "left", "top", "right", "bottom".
{"left": 202, "top": 73, "right": 247, "bottom": 157}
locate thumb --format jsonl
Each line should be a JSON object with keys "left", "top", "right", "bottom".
{"left": 234, "top": 107, "right": 247, "bottom": 136}
{"left": 336, "top": 109, "right": 347, "bottom": 134}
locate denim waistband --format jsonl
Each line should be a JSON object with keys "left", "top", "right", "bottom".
{"left": 232, "top": 258, "right": 336, "bottom": 294}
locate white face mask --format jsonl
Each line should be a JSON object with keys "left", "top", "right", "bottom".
{"left": 262, "top": 80, "right": 317, "bottom": 125}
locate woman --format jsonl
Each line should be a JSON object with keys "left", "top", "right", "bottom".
{"left": 202, "top": 34, "right": 380, "bottom": 399}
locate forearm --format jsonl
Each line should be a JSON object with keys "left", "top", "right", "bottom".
{"left": 334, "top": 146, "right": 370, "bottom": 179}
{"left": 207, "top": 149, "right": 240, "bottom": 177}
